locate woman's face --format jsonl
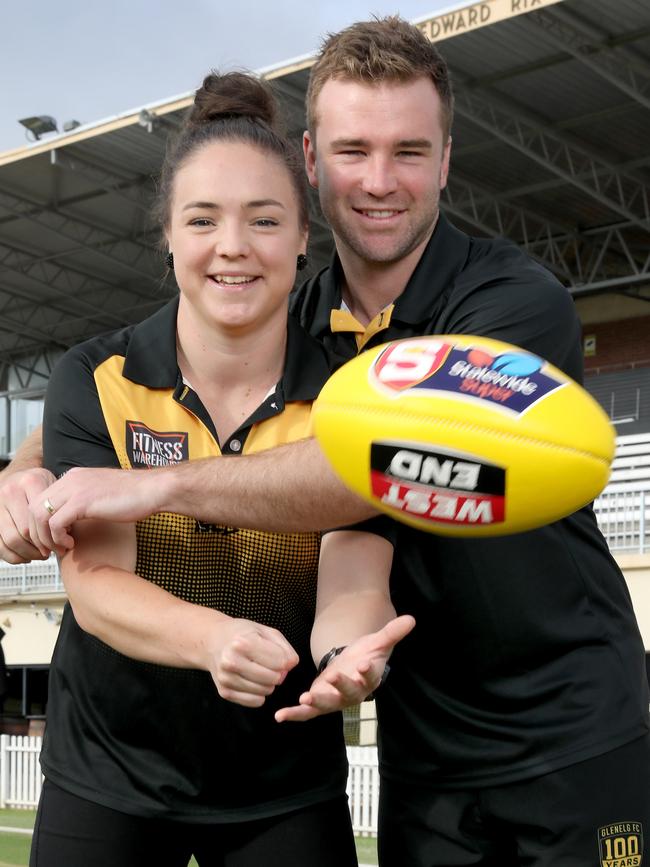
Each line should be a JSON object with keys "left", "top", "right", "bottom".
{"left": 167, "top": 140, "right": 307, "bottom": 335}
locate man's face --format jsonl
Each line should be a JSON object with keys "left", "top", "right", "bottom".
{"left": 304, "top": 77, "right": 451, "bottom": 267}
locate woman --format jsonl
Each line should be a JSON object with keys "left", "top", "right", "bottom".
{"left": 31, "top": 71, "right": 403, "bottom": 867}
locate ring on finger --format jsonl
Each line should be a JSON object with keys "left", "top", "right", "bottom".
{"left": 43, "top": 498, "right": 56, "bottom": 516}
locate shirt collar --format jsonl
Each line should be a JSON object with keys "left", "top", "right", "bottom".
{"left": 121, "top": 295, "right": 332, "bottom": 401}
{"left": 281, "top": 313, "right": 334, "bottom": 401}
{"left": 122, "top": 297, "right": 180, "bottom": 388}
{"left": 300, "top": 253, "right": 345, "bottom": 340}
{"left": 305, "top": 211, "right": 471, "bottom": 334}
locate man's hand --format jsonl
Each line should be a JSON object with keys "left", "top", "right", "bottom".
{"left": 31, "top": 467, "right": 167, "bottom": 552}
{"left": 275, "top": 614, "right": 415, "bottom": 722}
{"left": 208, "top": 619, "right": 299, "bottom": 708}
{"left": 0, "top": 468, "right": 56, "bottom": 563}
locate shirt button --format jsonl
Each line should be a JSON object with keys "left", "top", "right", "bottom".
{"left": 229, "top": 439, "right": 242, "bottom": 452}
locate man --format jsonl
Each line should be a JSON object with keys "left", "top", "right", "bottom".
{"left": 1, "top": 17, "right": 649, "bottom": 867}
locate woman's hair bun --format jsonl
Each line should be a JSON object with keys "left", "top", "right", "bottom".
{"left": 189, "top": 71, "right": 278, "bottom": 130}
{"left": 157, "top": 68, "right": 309, "bottom": 231}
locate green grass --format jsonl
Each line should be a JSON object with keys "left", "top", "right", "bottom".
{"left": 0, "top": 810, "right": 377, "bottom": 866}
{"left": 0, "top": 831, "right": 33, "bottom": 867}
{"left": 0, "top": 812, "right": 36, "bottom": 867}
{"left": 356, "top": 834, "right": 378, "bottom": 864}
{"left": 0, "top": 811, "right": 36, "bottom": 831}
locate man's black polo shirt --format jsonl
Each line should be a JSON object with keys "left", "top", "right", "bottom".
{"left": 291, "top": 212, "right": 650, "bottom": 789}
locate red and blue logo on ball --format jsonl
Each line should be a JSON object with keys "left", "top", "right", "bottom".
{"left": 371, "top": 338, "right": 565, "bottom": 416}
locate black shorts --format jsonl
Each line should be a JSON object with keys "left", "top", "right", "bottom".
{"left": 30, "top": 780, "right": 358, "bottom": 867}
{"left": 378, "top": 733, "right": 650, "bottom": 867}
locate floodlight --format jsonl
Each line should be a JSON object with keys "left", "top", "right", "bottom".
{"left": 18, "top": 115, "right": 58, "bottom": 141}
{"left": 138, "top": 109, "right": 155, "bottom": 133}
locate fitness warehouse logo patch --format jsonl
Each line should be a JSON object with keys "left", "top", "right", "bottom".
{"left": 371, "top": 338, "right": 564, "bottom": 415}
{"left": 370, "top": 442, "right": 506, "bottom": 526}
{"left": 598, "top": 822, "right": 643, "bottom": 867}
{"left": 126, "top": 421, "right": 189, "bottom": 468}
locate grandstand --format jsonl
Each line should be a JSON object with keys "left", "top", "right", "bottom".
{"left": 0, "top": 0, "right": 648, "bottom": 731}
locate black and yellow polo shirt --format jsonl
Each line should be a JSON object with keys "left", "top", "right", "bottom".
{"left": 291, "top": 211, "right": 650, "bottom": 791}
{"left": 40, "top": 298, "right": 348, "bottom": 821}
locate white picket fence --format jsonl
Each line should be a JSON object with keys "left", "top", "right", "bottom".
{"left": 0, "top": 735, "right": 42, "bottom": 810}
{"left": 0, "top": 736, "right": 380, "bottom": 835}
{"left": 345, "top": 746, "right": 380, "bottom": 836}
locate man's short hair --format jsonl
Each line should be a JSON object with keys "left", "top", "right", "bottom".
{"left": 306, "top": 16, "right": 454, "bottom": 141}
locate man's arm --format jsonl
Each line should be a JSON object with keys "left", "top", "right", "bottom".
{"left": 63, "top": 519, "right": 299, "bottom": 708}
{"left": 2, "top": 426, "right": 43, "bottom": 472}
{"left": 0, "top": 426, "right": 55, "bottom": 563}
{"left": 33, "top": 437, "right": 376, "bottom": 551}
{"left": 276, "top": 530, "right": 415, "bottom": 722}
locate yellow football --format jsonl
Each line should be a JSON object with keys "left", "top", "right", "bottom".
{"left": 314, "top": 335, "right": 615, "bottom": 536}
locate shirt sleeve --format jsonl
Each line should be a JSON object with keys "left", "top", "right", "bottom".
{"left": 42, "top": 345, "right": 120, "bottom": 478}
{"left": 437, "top": 241, "right": 584, "bottom": 383}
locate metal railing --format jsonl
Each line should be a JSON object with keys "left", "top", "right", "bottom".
{"left": 0, "top": 556, "right": 63, "bottom": 596}
{"left": 594, "top": 488, "right": 649, "bottom": 554}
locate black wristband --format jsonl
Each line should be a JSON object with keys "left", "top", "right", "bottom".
{"left": 317, "top": 645, "right": 347, "bottom": 674}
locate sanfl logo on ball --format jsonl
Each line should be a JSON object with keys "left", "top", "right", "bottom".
{"left": 373, "top": 339, "right": 452, "bottom": 390}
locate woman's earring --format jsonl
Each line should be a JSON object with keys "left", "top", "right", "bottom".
{"left": 165, "top": 252, "right": 174, "bottom": 270}
{"left": 296, "top": 254, "right": 308, "bottom": 271}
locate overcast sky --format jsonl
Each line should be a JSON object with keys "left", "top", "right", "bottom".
{"left": 1, "top": 0, "right": 455, "bottom": 154}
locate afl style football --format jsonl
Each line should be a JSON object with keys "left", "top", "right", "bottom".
{"left": 313, "top": 335, "right": 615, "bottom": 536}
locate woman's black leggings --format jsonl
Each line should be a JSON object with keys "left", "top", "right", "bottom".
{"left": 30, "top": 780, "right": 358, "bottom": 867}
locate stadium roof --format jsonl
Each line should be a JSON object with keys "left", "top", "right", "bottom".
{"left": 0, "top": 0, "right": 649, "bottom": 367}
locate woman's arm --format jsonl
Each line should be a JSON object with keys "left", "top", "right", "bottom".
{"left": 63, "top": 519, "right": 299, "bottom": 707}
{"left": 311, "top": 530, "right": 398, "bottom": 659}
{"left": 276, "top": 530, "right": 414, "bottom": 722}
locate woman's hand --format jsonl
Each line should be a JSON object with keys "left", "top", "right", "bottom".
{"left": 207, "top": 619, "right": 299, "bottom": 708}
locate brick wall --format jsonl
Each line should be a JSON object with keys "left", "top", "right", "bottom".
{"left": 582, "top": 314, "right": 650, "bottom": 373}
